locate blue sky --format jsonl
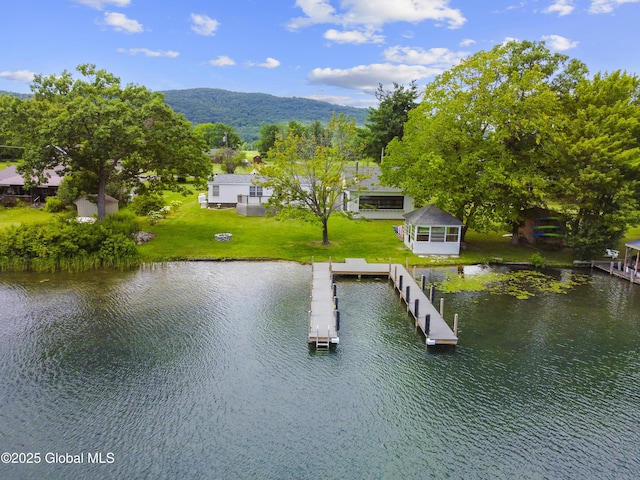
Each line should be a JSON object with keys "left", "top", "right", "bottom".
{"left": 1, "top": 0, "right": 639, "bottom": 107}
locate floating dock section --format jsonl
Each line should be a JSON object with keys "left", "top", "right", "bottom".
{"left": 308, "top": 258, "right": 458, "bottom": 348}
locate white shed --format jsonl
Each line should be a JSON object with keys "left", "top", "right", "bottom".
{"left": 74, "top": 195, "right": 119, "bottom": 217}
{"left": 403, "top": 205, "right": 464, "bottom": 256}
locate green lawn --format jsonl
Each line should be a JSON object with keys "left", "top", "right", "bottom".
{"left": 137, "top": 194, "right": 582, "bottom": 266}
{"left": 0, "top": 204, "right": 58, "bottom": 229}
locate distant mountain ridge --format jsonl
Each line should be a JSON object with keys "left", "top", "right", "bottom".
{"left": 160, "top": 88, "right": 368, "bottom": 144}
{"left": 1, "top": 88, "right": 369, "bottom": 145}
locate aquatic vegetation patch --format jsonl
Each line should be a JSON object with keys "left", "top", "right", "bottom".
{"left": 436, "top": 270, "right": 592, "bottom": 299}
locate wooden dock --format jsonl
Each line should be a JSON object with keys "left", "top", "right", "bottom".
{"left": 308, "top": 258, "right": 458, "bottom": 348}
{"left": 592, "top": 260, "right": 640, "bottom": 284}
{"left": 308, "top": 262, "right": 340, "bottom": 348}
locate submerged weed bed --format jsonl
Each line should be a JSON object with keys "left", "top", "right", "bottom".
{"left": 437, "top": 269, "right": 592, "bottom": 299}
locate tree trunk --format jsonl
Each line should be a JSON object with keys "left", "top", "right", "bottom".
{"left": 321, "top": 218, "right": 330, "bottom": 245}
{"left": 510, "top": 222, "right": 520, "bottom": 246}
{"left": 97, "top": 177, "right": 107, "bottom": 221}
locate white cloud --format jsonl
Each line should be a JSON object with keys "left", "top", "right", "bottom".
{"left": 191, "top": 14, "right": 220, "bottom": 36}
{"left": 117, "top": 48, "right": 179, "bottom": 58}
{"left": 288, "top": 0, "right": 337, "bottom": 28}
{"left": 501, "top": 36, "right": 520, "bottom": 45}
{"left": 323, "top": 28, "right": 384, "bottom": 44}
{"left": 589, "top": 0, "right": 640, "bottom": 13}
{"left": 543, "top": 1, "right": 575, "bottom": 16}
{"left": 289, "top": 0, "right": 466, "bottom": 30}
{"left": 0, "top": 70, "right": 35, "bottom": 83}
{"left": 209, "top": 56, "right": 236, "bottom": 67}
{"left": 308, "top": 63, "right": 441, "bottom": 93}
{"left": 103, "top": 12, "right": 143, "bottom": 33}
{"left": 73, "top": 0, "right": 130, "bottom": 9}
{"left": 541, "top": 34, "right": 579, "bottom": 50}
{"left": 460, "top": 38, "right": 476, "bottom": 47}
{"left": 255, "top": 57, "right": 281, "bottom": 69}
{"left": 305, "top": 94, "right": 376, "bottom": 108}
{"left": 383, "top": 46, "right": 467, "bottom": 67}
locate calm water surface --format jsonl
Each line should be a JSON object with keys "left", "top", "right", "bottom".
{"left": 0, "top": 262, "right": 639, "bottom": 479}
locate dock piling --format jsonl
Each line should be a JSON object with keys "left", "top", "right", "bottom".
{"left": 440, "top": 297, "right": 444, "bottom": 317}
{"left": 454, "top": 313, "right": 459, "bottom": 336}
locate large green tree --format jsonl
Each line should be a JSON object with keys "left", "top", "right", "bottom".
{"left": 256, "top": 123, "right": 281, "bottom": 157}
{"left": 553, "top": 71, "right": 640, "bottom": 258}
{"left": 382, "top": 41, "right": 584, "bottom": 242}
{"left": 363, "top": 81, "right": 419, "bottom": 161}
{"left": 257, "top": 114, "right": 361, "bottom": 245}
{"left": 11, "top": 64, "right": 209, "bottom": 220}
{"left": 194, "top": 122, "right": 242, "bottom": 150}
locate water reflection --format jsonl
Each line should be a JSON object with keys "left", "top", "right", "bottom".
{"left": 1, "top": 263, "right": 639, "bottom": 479}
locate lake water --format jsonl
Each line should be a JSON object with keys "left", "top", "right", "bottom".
{"left": 0, "top": 262, "right": 639, "bottom": 479}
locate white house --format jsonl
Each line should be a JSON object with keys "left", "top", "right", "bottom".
{"left": 74, "top": 195, "right": 119, "bottom": 217}
{"left": 207, "top": 173, "right": 272, "bottom": 207}
{"left": 403, "top": 205, "right": 464, "bottom": 256}
{"left": 342, "top": 166, "right": 414, "bottom": 220}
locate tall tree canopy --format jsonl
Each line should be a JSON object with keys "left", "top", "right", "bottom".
{"left": 382, "top": 41, "right": 586, "bottom": 242}
{"left": 257, "top": 114, "right": 361, "bottom": 245}
{"left": 553, "top": 71, "right": 640, "bottom": 258}
{"left": 363, "top": 81, "right": 419, "bottom": 161}
{"left": 9, "top": 64, "right": 209, "bottom": 219}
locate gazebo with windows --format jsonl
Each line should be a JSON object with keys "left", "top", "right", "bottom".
{"left": 402, "top": 205, "right": 464, "bottom": 256}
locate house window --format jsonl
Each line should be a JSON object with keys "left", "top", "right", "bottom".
{"left": 211, "top": 185, "right": 220, "bottom": 196}
{"left": 446, "top": 227, "right": 459, "bottom": 242}
{"left": 358, "top": 195, "right": 404, "bottom": 210}
{"left": 431, "top": 227, "right": 446, "bottom": 242}
{"left": 416, "top": 226, "right": 430, "bottom": 242}
{"left": 250, "top": 185, "right": 263, "bottom": 197}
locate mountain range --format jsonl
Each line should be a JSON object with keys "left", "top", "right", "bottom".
{"left": 160, "top": 88, "right": 368, "bottom": 144}
{"left": 1, "top": 88, "right": 369, "bottom": 145}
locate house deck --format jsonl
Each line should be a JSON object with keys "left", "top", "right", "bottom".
{"left": 308, "top": 259, "right": 458, "bottom": 348}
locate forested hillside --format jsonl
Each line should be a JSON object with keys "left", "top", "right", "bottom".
{"left": 161, "top": 88, "right": 367, "bottom": 143}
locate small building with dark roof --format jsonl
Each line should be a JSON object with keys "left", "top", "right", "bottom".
{"left": 402, "top": 204, "right": 464, "bottom": 255}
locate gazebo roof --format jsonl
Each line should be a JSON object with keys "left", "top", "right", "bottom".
{"left": 403, "top": 204, "right": 463, "bottom": 226}
{"left": 625, "top": 238, "right": 640, "bottom": 251}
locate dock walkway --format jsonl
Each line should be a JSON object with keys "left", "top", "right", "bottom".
{"left": 592, "top": 260, "right": 640, "bottom": 284}
{"left": 308, "top": 259, "right": 458, "bottom": 347}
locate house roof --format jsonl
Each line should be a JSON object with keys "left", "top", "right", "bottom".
{"left": 343, "top": 165, "right": 402, "bottom": 192}
{"left": 403, "top": 204, "right": 463, "bottom": 226}
{"left": 0, "top": 165, "right": 63, "bottom": 187}
{"left": 210, "top": 173, "right": 265, "bottom": 184}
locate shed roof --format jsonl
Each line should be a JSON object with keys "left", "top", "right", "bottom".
{"left": 403, "top": 204, "right": 463, "bottom": 226}
{"left": 73, "top": 195, "right": 119, "bottom": 205}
